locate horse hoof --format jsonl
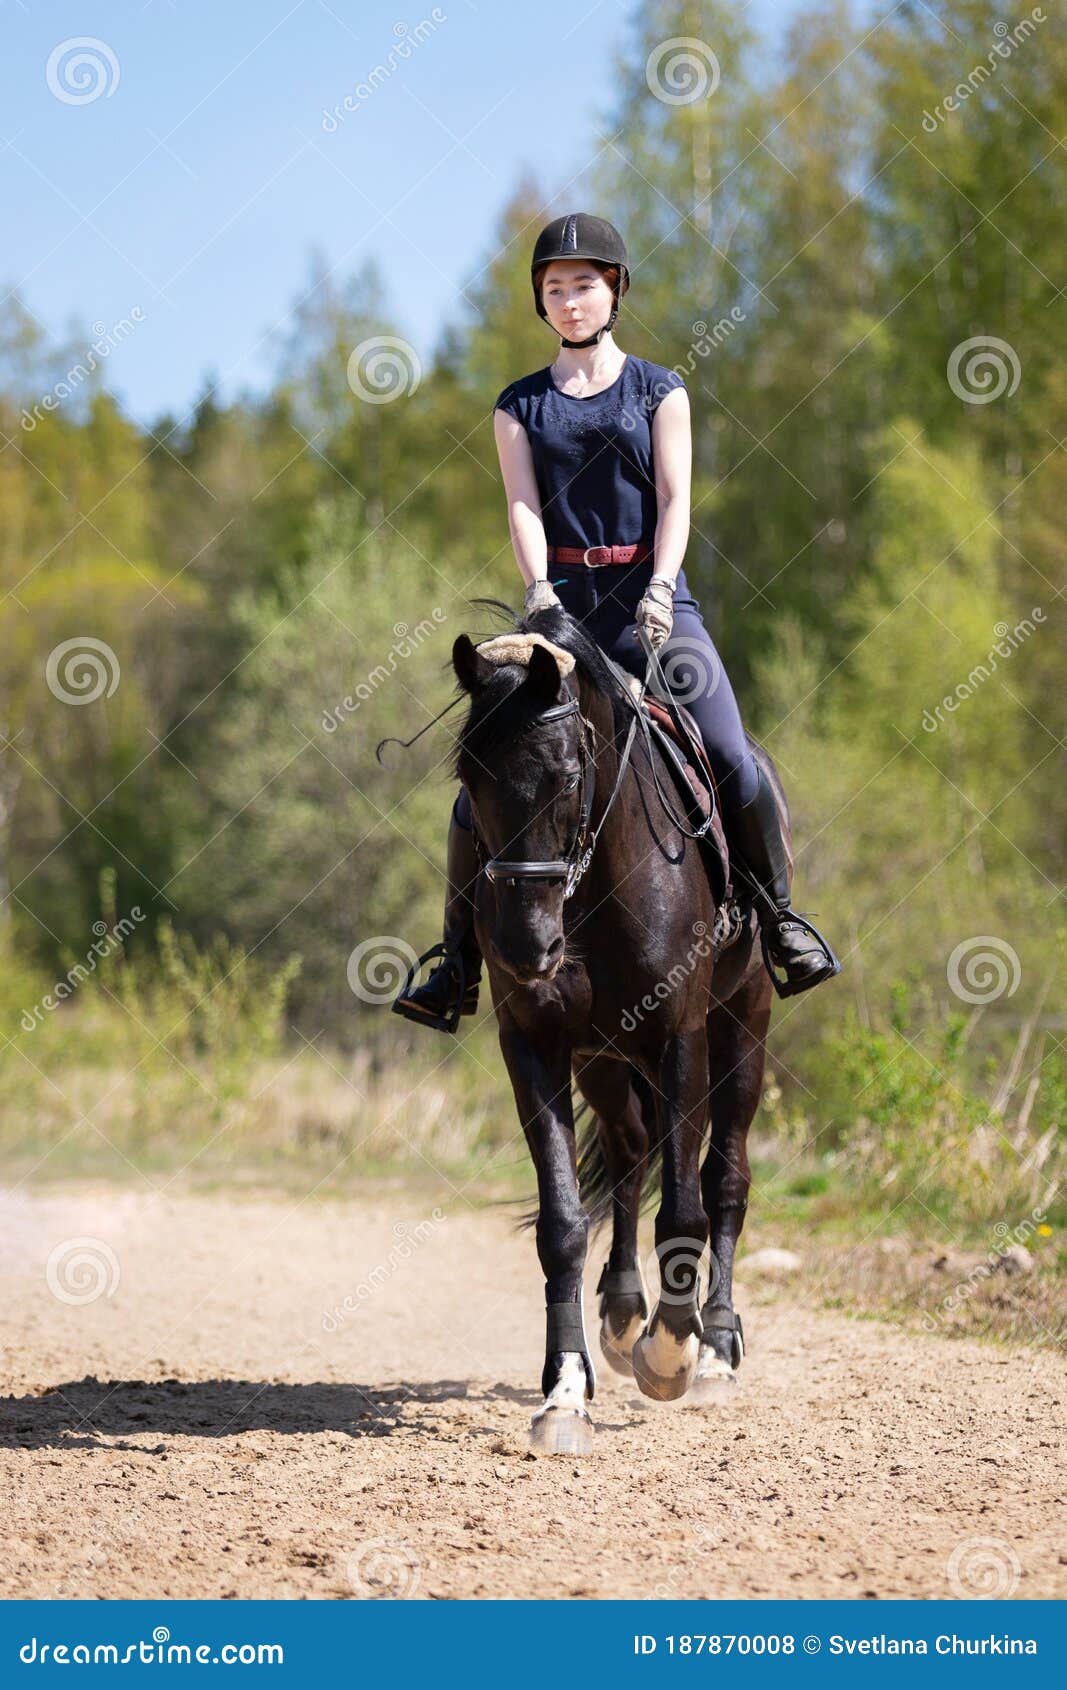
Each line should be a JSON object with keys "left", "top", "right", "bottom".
{"left": 599, "top": 1312, "right": 645, "bottom": 1377}
{"left": 529, "top": 1407, "right": 594, "bottom": 1457}
{"left": 632, "top": 1329, "right": 700, "bottom": 1402}
{"left": 687, "top": 1354, "right": 737, "bottom": 1405}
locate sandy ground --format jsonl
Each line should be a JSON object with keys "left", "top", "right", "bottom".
{"left": 1, "top": 1183, "right": 1063, "bottom": 1601}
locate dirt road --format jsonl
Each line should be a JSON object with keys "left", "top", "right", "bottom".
{"left": 1, "top": 1183, "right": 1063, "bottom": 1600}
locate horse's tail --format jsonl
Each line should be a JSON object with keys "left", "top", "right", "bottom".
{"left": 513, "top": 1065, "right": 665, "bottom": 1233}
{"left": 579, "top": 1070, "right": 666, "bottom": 1233}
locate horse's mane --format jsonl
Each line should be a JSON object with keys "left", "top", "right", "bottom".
{"left": 451, "top": 597, "right": 633, "bottom": 777}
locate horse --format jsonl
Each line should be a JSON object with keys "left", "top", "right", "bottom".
{"left": 449, "top": 602, "right": 783, "bottom": 1455}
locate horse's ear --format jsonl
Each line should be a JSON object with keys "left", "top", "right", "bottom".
{"left": 452, "top": 634, "right": 491, "bottom": 694}
{"left": 525, "top": 640, "right": 562, "bottom": 705}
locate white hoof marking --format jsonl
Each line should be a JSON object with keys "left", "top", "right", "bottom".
{"left": 632, "top": 1318, "right": 700, "bottom": 1402}
{"left": 687, "top": 1348, "right": 737, "bottom": 1404}
{"left": 694, "top": 1348, "right": 734, "bottom": 1384}
{"left": 530, "top": 1353, "right": 594, "bottom": 1455}
{"left": 533, "top": 1351, "right": 588, "bottom": 1418}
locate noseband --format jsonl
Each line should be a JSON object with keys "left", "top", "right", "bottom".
{"left": 473, "top": 685, "right": 642, "bottom": 902}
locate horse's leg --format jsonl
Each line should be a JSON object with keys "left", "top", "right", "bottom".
{"left": 498, "top": 1019, "right": 594, "bottom": 1456}
{"left": 632, "top": 1025, "right": 710, "bottom": 1402}
{"left": 574, "top": 1055, "right": 651, "bottom": 1377}
{"left": 692, "top": 980, "right": 772, "bottom": 1399}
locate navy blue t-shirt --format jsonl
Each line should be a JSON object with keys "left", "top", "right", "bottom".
{"left": 493, "top": 354, "right": 686, "bottom": 551}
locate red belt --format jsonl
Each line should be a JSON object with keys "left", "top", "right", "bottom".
{"left": 546, "top": 541, "right": 653, "bottom": 568}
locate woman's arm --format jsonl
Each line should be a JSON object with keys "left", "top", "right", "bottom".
{"left": 633, "top": 386, "right": 692, "bottom": 649}
{"left": 649, "top": 385, "right": 692, "bottom": 586}
{"left": 493, "top": 409, "right": 548, "bottom": 587}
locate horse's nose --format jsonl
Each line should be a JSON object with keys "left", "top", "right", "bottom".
{"left": 499, "top": 932, "right": 564, "bottom": 983}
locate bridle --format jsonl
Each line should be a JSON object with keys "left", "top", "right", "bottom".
{"left": 467, "top": 627, "right": 720, "bottom": 904}
{"left": 473, "top": 689, "right": 642, "bottom": 902}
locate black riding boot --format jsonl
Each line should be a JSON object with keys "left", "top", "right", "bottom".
{"left": 725, "top": 765, "right": 841, "bottom": 998}
{"left": 392, "top": 805, "right": 483, "bottom": 1034}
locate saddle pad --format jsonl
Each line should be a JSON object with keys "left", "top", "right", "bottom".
{"left": 642, "top": 695, "right": 720, "bottom": 802}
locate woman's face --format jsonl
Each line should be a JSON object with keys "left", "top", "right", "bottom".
{"left": 539, "top": 260, "right": 614, "bottom": 339}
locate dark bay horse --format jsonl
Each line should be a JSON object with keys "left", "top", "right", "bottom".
{"left": 451, "top": 604, "right": 781, "bottom": 1455}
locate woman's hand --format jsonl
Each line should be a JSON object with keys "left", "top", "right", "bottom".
{"left": 634, "top": 576, "right": 675, "bottom": 649}
{"left": 524, "top": 579, "right": 561, "bottom": 615}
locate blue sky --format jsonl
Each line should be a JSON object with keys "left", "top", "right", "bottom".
{"left": 3, "top": 0, "right": 823, "bottom": 428}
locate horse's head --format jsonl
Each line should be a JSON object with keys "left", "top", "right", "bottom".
{"left": 452, "top": 629, "right": 593, "bottom": 985}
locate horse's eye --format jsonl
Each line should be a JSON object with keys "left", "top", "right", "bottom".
{"left": 562, "top": 774, "right": 581, "bottom": 794}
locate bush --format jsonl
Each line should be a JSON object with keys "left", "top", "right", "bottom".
{"left": 822, "top": 985, "right": 1064, "bottom": 1228}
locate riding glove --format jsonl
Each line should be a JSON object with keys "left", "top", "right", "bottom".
{"left": 524, "top": 579, "right": 562, "bottom": 615}
{"left": 635, "top": 575, "right": 676, "bottom": 649}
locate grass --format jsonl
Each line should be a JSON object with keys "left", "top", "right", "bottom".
{"left": 1, "top": 913, "right": 1062, "bottom": 1351}
{"left": 742, "top": 1139, "right": 1065, "bottom": 1353}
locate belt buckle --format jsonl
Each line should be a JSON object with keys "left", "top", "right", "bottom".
{"left": 583, "top": 546, "right": 611, "bottom": 567}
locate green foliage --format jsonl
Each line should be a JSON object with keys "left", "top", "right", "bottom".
{"left": 0, "top": 0, "right": 1063, "bottom": 1217}
{"left": 113, "top": 919, "right": 300, "bottom": 1074}
{"left": 826, "top": 996, "right": 1064, "bottom": 1228}
{"left": 0, "top": 875, "right": 301, "bottom": 1172}
{"left": 168, "top": 493, "right": 474, "bottom": 1036}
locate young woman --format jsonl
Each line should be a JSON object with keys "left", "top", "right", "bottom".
{"left": 394, "top": 212, "right": 839, "bottom": 1032}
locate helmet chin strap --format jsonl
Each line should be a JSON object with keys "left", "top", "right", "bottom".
{"left": 558, "top": 303, "right": 619, "bottom": 350}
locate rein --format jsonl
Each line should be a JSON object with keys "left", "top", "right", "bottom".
{"left": 378, "top": 615, "right": 720, "bottom": 908}
{"left": 629, "top": 625, "right": 717, "bottom": 845}
{"left": 478, "top": 669, "right": 648, "bottom": 902}
{"left": 474, "top": 624, "right": 716, "bottom": 901}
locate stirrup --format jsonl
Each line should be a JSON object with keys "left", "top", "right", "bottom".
{"left": 759, "top": 911, "right": 842, "bottom": 1000}
{"left": 391, "top": 942, "right": 472, "bottom": 1034}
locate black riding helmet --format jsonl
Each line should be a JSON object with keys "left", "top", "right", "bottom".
{"left": 531, "top": 212, "right": 630, "bottom": 347}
